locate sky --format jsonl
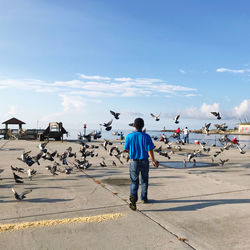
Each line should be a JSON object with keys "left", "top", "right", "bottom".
{"left": 0, "top": 0, "right": 250, "bottom": 131}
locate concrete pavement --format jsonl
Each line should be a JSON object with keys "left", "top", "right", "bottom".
{"left": 1, "top": 139, "right": 250, "bottom": 249}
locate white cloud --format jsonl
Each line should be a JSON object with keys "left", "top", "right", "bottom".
{"left": 0, "top": 75, "right": 198, "bottom": 101}
{"left": 178, "top": 102, "right": 220, "bottom": 119}
{"left": 179, "top": 69, "right": 186, "bottom": 74}
{"left": 216, "top": 68, "right": 250, "bottom": 74}
{"left": 233, "top": 99, "right": 250, "bottom": 117}
{"left": 79, "top": 74, "right": 111, "bottom": 81}
{"left": 115, "top": 77, "right": 133, "bottom": 81}
{"left": 59, "top": 94, "right": 85, "bottom": 112}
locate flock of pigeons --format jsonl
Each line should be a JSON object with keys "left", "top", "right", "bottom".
{"left": 153, "top": 111, "right": 247, "bottom": 167}
{"left": 0, "top": 139, "right": 129, "bottom": 201}
{"left": 0, "top": 110, "right": 247, "bottom": 201}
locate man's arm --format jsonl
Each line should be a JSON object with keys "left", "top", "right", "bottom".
{"left": 148, "top": 150, "right": 159, "bottom": 167}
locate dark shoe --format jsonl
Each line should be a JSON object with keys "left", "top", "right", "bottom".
{"left": 142, "top": 199, "right": 148, "bottom": 204}
{"left": 129, "top": 195, "right": 137, "bottom": 211}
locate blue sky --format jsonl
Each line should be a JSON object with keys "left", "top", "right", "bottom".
{"left": 0, "top": 0, "right": 250, "bottom": 131}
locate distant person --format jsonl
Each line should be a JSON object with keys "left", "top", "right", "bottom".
{"left": 232, "top": 136, "right": 239, "bottom": 145}
{"left": 120, "top": 131, "right": 124, "bottom": 140}
{"left": 183, "top": 127, "right": 190, "bottom": 144}
{"left": 124, "top": 118, "right": 159, "bottom": 211}
{"left": 175, "top": 127, "right": 181, "bottom": 140}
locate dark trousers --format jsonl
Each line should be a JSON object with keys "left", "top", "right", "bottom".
{"left": 129, "top": 159, "right": 149, "bottom": 201}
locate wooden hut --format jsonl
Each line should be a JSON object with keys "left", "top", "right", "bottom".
{"left": 2, "top": 117, "right": 26, "bottom": 139}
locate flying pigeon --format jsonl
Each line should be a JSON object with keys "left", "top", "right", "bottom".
{"left": 11, "top": 166, "right": 24, "bottom": 173}
{"left": 100, "top": 119, "right": 113, "bottom": 131}
{"left": 204, "top": 123, "right": 211, "bottom": 135}
{"left": 13, "top": 172, "right": 23, "bottom": 184}
{"left": 27, "top": 169, "right": 37, "bottom": 180}
{"left": 174, "top": 114, "right": 180, "bottom": 124}
{"left": 211, "top": 112, "right": 221, "bottom": 120}
{"left": 110, "top": 110, "right": 120, "bottom": 119}
{"left": 12, "top": 188, "right": 32, "bottom": 201}
{"left": 219, "top": 159, "right": 229, "bottom": 166}
{"left": 151, "top": 113, "right": 160, "bottom": 121}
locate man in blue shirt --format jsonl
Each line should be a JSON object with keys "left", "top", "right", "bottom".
{"left": 124, "top": 117, "right": 159, "bottom": 211}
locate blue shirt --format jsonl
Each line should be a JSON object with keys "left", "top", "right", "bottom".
{"left": 124, "top": 131, "right": 155, "bottom": 159}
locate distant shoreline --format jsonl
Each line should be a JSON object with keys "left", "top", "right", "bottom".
{"left": 159, "top": 129, "right": 250, "bottom": 136}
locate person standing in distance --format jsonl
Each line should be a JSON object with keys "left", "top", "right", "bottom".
{"left": 124, "top": 118, "right": 159, "bottom": 211}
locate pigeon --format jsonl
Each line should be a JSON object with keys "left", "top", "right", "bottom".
{"left": 58, "top": 167, "right": 73, "bottom": 174}
{"left": 151, "top": 113, "right": 160, "bottom": 121}
{"left": 174, "top": 114, "right": 180, "bottom": 124}
{"left": 219, "top": 159, "right": 229, "bottom": 166}
{"left": 13, "top": 172, "right": 23, "bottom": 184}
{"left": 175, "top": 145, "right": 182, "bottom": 151}
{"left": 46, "top": 162, "right": 59, "bottom": 175}
{"left": 27, "top": 169, "right": 37, "bottom": 180}
{"left": 11, "top": 166, "right": 24, "bottom": 173}
{"left": 183, "top": 159, "right": 186, "bottom": 168}
{"left": 159, "top": 151, "right": 171, "bottom": 159}
{"left": 102, "top": 140, "right": 112, "bottom": 150}
{"left": 100, "top": 119, "right": 113, "bottom": 131}
{"left": 154, "top": 146, "right": 162, "bottom": 153}
{"left": 187, "top": 150, "right": 200, "bottom": 162}
{"left": 100, "top": 161, "right": 107, "bottom": 167}
{"left": 211, "top": 112, "right": 221, "bottom": 120}
{"left": 200, "top": 144, "right": 210, "bottom": 152}
{"left": 12, "top": 188, "right": 32, "bottom": 201}
{"left": 39, "top": 142, "right": 48, "bottom": 152}
{"left": 236, "top": 144, "right": 246, "bottom": 154}
{"left": 32, "top": 152, "right": 43, "bottom": 165}
{"left": 110, "top": 110, "right": 120, "bottom": 119}
{"left": 213, "top": 151, "right": 222, "bottom": 157}
{"left": 109, "top": 146, "right": 120, "bottom": 156}
{"left": 204, "top": 123, "right": 211, "bottom": 135}
{"left": 215, "top": 123, "right": 228, "bottom": 132}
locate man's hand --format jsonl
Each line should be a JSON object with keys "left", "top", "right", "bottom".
{"left": 152, "top": 160, "right": 159, "bottom": 168}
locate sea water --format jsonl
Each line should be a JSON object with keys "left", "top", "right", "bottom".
{"left": 65, "top": 129, "right": 250, "bottom": 149}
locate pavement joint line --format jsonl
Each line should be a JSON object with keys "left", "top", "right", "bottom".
{"left": 81, "top": 170, "right": 197, "bottom": 249}
{"left": 0, "top": 212, "right": 125, "bottom": 233}
{"left": 0, "top": 204, "right": 127, "bottom": 222}
{"left": 137, "top": 210, "right": 196, "bottom": 250}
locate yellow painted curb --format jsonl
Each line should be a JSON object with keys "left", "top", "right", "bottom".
{"left": 0, "top": 212, "right": 125, "bottom": 233}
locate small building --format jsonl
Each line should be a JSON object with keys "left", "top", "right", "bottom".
{"left": 238, "top": 123, "right": 250, "bottom": 133}
{"left": 1, "top": 117, "right": 26, "bottom": 139}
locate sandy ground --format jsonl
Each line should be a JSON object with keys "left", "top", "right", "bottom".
{"left": 1, "top": 138, "right": 250, "bottom": 250}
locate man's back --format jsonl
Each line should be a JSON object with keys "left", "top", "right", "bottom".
{"left": 124, "top": 131, "right": 154, "bottom": 160}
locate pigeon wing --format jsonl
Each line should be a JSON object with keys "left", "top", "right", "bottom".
{"left": 20, "top": 189, "right": 32, "bottom": 197}
{"left": 106, "top": 119, "right": 113, "bottom": 126}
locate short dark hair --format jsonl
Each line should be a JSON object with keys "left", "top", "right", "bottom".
{"left": 134, "top": 117, "right": 144, "bottom": 130}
